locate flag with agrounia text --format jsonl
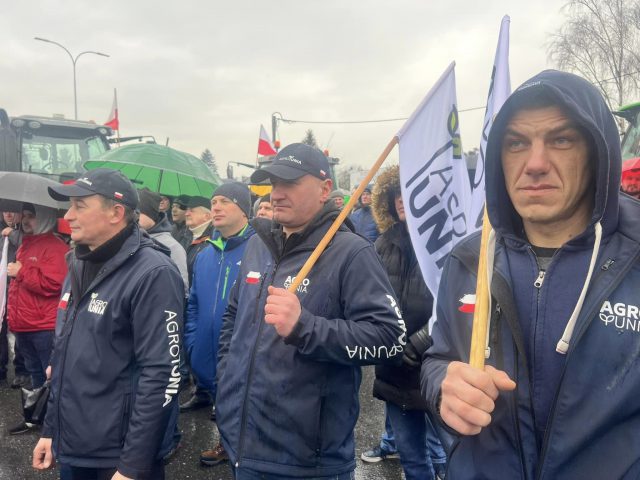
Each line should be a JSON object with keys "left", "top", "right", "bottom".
{"left": 397, "top": 62, "right": 472, "bottom": 301}
{"left": 468, "top": 15, "right": 511, "bottom": 232}
{"left": 104, "top": 88, "right": 119, "bottom": 131}
{"left": 258, "top": 124, "right": 277, "bottom": 156}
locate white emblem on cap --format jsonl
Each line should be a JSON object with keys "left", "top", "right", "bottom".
{"left": 282, "top": 155, "right": 302, "bottom": 165}
{"left": 320, "top": 169, "right": 326, "bottom": 176}
{"left": 77, "top": 178, "right": 93, "bottom": 186}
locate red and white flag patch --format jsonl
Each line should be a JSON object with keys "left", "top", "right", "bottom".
{"left": 246, "top": 271, "right": 261, "bottom": 284}
{"left": 458, "top": 294, "right": 476, "bottom": 313}
{"left": 114, "top": 191, "right": 124, "bottom": 199}
{"left": 58, "top": 292, "right": 71, "bottom": 310}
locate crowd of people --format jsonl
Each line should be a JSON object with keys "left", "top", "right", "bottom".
{"left": 0, "top": 68, "right": 639, "bottom": 480}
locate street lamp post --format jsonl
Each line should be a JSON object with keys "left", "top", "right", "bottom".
{"left": 34, "top": 37, "right": 109, "bottom": 120}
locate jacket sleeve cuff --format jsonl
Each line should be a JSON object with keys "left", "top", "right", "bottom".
{"left": 283, "top": 308, "right": 313, "bottom": 346}
{"left": 116, "top": 461, "right": 149, "bottom": 480}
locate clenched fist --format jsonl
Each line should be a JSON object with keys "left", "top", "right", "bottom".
{"left": 440, "top": 361, "right": 516, "bottom": 435}
{"left": 264, "top": 286, "right": 301, "bottom": 337}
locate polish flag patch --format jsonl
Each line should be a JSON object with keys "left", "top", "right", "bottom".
{"left": 246, "top": 271, "right": 261, "bottom": 284}
{"left": 458, "top": 294, "right": 476, "bottom": 313}
{"left": 114, "top": 191, "right": 124, "bottom": 199}
{"left": 58, "top": 292, "right": 71, "bottom": 310}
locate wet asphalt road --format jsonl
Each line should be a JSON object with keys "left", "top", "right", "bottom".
{"left": 0, "top": 367, "right": 402, "bottom": 480}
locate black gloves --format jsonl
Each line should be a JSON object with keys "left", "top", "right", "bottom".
{"left": 402, "top": 326, "right": 433, "bottom": 368}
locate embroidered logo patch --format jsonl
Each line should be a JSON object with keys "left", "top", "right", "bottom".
{"left": 88, "top": 292, "right": 108, "bottom": 315}
{"left": 599, "top": 300, "right": 640, "bottom": 332}
{"left": 458, "top": 294, "right": 476, "bottom": 313}
{"left": 246, "top": 271, "right": 261, "bottom": 284}
{"left": 58, "top": 292, "right": 71, "bottom": 310}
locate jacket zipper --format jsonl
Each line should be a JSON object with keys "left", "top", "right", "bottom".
{"left": 235, "top": 264, "right": 276, "bottom": 468}
{"left": 511, "top": 340, "right": 530, "bottom": 480}
{"left": 222, "top": 266, "right": 231, "bottom": 300}
{"left": 55, "top": 302, "right": 80, "bottom": 452}
{"left": 213, "top": 250, "right": 225, "bottom": 312}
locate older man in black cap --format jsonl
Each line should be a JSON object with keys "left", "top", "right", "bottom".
{"left": 33, "top": 168, "right": 184, "bottom": 480}
{"left": 171, "top": 195, "right": 192, "bottom": 251}
{"left": 215, "top": 143, "right": 406, "bottom": 479}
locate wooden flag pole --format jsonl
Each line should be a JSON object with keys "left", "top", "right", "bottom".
{"left": 288, "top": 136, "right": 399, "bottom": 293}
{"left": 469, "top": 207, "right": 492, "bottom": 369}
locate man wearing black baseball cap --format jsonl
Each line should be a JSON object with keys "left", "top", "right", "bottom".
{"left": 215, "top": 143, "right": 406, "bottom": 479}
{"left": 171, "top": 195, "right": 192, "bottom": 251}
{"left": 34, "top": 168, "right": 185, "bottom": 480}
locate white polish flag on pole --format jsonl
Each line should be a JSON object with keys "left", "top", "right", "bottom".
{"left": 397, "top": 62, "right": 471, "bottom": 303}
{"left": 468, "top": 15, "right": 511, "bottom": 232}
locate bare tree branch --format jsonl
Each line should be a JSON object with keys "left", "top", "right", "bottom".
{"left": 547, "top": 0, "right": 640, "bottom": 110}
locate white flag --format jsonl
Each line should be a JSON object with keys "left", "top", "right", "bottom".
{"left": 468, "top": 15, "right": 511, "bottom": 232}
{"left": 397, "top": 62, "right": 471, "bottom": 302}
{"left": 0, "top": 237, "right": 9, "bottom": 325}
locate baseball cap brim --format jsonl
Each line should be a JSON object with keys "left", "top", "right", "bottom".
{"left": 251, "top": 164, "right": 308, "bottom": 183}
{"left": 48, "top": 183, "right": 95, "bottom": 202}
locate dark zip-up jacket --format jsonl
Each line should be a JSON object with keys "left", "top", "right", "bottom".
{"left": 185, "top": 223, "right": 255, "bottom": 395}
{"left": 186, "top": 223, "right": 213, "bottom": 282}
{"left": 216, "top": 204, "right": 406, "bottom": 477}
{"left": 422, "top": 70, "right": 640, "bottom": 479}
{"left": 43, "top": 225, "right": 185, "bottom": 479}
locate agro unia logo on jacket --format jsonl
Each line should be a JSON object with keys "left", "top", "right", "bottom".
{"left": 599, "top": 300, "right": 640, "bottom": 332}
{"left": 88, "top": 293, "right": 108, "bottom": 315}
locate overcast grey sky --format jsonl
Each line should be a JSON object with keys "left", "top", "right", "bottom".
{"left": 1, "top": 1, "right": 566, "bottom": 175}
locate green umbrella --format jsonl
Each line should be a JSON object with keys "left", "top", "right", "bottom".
{"left": 83, "top": 144, "right": 221, "bottom": 198}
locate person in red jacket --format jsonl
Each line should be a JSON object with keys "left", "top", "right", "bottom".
{"left": 7, "top": 203, "right": 68, "bottom": 435}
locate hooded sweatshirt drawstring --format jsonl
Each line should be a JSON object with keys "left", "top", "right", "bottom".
{"left": 556, "top": 221, "right": 603, "bottom": 354}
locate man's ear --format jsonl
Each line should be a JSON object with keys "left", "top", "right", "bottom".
{"left": 320, "top": 179, "right": 333, "bottom": 202}
{"left": 110, "top": 204, "right": 127, "bottom": 225}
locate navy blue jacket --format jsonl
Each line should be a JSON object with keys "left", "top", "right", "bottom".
{"left": 216, "top": 205, "right": 406, "bottom": 477}
{"left": 422, "top": 70, "right": 640, "bottom": 479}
{"left": 43, "top": 225, "right": 185, "bottom": 478}
{"left": 349, "top": 205, "right": 379, "bottom": 243}
{"left": 185, "top": 224, "right": 254, "bottom": 395}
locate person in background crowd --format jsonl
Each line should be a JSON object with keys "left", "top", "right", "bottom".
{"left": 35, "top": 168, "right": 184, "bottom": 480}
{"left": 329, "top": 189, "right": 345, "bottom": 210}
{"left": 185, "top": 182, "right": 255, "bottom": 467}
{"left": 7, "top": 204, "right": 68, "bottom": 435}
{"left": 216, "top": 143, "right": 406, "bottom": 479}
{"left": 159, "top": 195, "right": 173, "bottom": 224}
{"left": 180, "top": 195, "right": 216, "bottom": 415}
{"left": 360, "top": 165, "right": 447, "bottom": 480}
{"left": 350, "top": 184, "right": 379, "bottom": 242}
{"left": 171, "top": 195, "right": 192, "bottom": 251}
{"left": 255, "top": 194, "right": 273, "bottom": 219}
{"left": 184, "top": 196, "right": 214, "bottom": 283}
{"left": 621, "top": 160, "right": 640, "bottom": 199}
{"left": 0, "top": 210, "right": 28, "bottom": 388}
{"left": 137, "top": 188, "right": 188, "bottom": 464}
{"left": 423, "top": 70, "right": 640, "bottom": 478}
{"left": 138, "top": 189, "right": 189, "bottom": 294}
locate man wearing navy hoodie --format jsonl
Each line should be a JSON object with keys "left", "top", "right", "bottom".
{"left": 422, "top": 70, "right": 640, "bottom": 479}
